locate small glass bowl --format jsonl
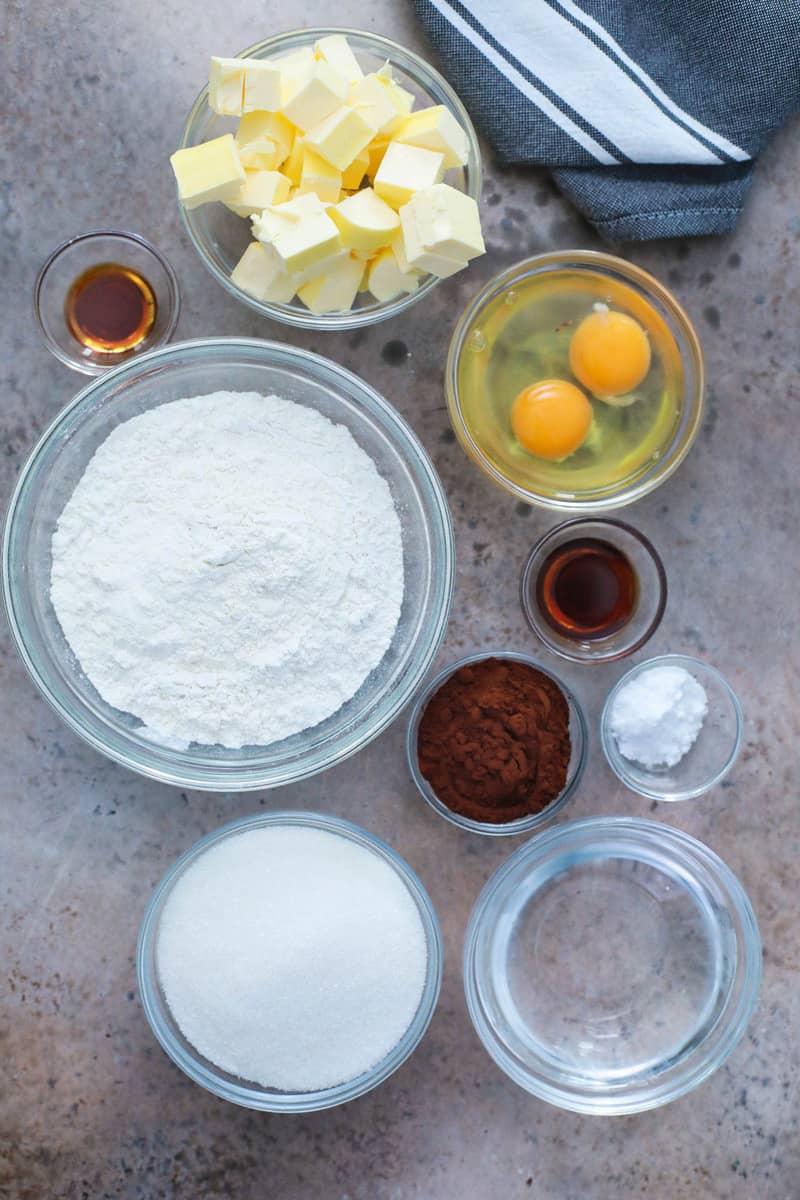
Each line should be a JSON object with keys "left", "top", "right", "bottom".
{"left": 600, "top": 654, "right": 743, "bottom": 801}
{"left": 177, "top": 27, "right": 482, "bottom": 330}
{"left": 520, "top": 518, "right": 667, "bottom": 664}
{"left": 406, "top": 650, "right": 587, "bottom": 836}
{"left": 463, "top": 816, "right": 762, "bottom": 1114}
{"left": 34, "top": 230, "right": 180, "bottom": 375}
{"left": 446, "top": 251, "right": 704, "bottom": 511}
{"left": 137, "top": 810, "right": 443, "bottom": 1112}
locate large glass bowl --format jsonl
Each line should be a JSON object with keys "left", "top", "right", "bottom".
{"left": 464, "top": 816, "right": 761, "bottom": 1114}
{"left": 177, "top": 27, "right": 482, "bottom": 330}
{"left": 446, "top": 251, "right": 704, "bottom": 511}
{"left": 137, "top": 811, "right": 443, "bottom": 1111}
{"left": 2, "top": 338, "right": 454, "bottom": 790}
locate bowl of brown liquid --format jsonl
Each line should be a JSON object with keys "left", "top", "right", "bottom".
{"left": 34, "top": 230, "right": 180, "bottom": 375}
{"left": 520, "top": 518, "right": 666, "bottom": 664}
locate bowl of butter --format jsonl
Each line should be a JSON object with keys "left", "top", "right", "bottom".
{"left": 173, "top": 28, "right": 484, "bottom": 328}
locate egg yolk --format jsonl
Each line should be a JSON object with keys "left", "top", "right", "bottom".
{"left": 569, "top": 308, "right": 651, "bottom": 399}
{"left": 511, "top": 379, "right": 592, "bottom": 461}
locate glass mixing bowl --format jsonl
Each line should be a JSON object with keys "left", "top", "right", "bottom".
{"left": 3, "top": 338, "right": 454, "bottom": 790}
{"left": 446, "top": 251, "right": 704, "bottom": 511}
{"left": 464, "top": 816, "right": 761, "bottom": 1114}
{"left": 177, "top": 27, "right": 482, "bottom": 330}
{"left": 137, "top": 810, "right": 443, "bottom": 1111}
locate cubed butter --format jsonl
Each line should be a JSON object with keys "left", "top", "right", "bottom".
{"left": 274, "top": 45, "right": 316, "bottom": 92}
{"left": 242, "top": 60, "right": 283, "bottom": 113}
{"left": 303, "top": 105, "right": 375, "bottom": 171}
{"left": 348, "top": 72, "right": 403, "bottom": 135}
{"left": 373, "top": 143, "right": 444, "bottom": 210}
{"left": 375, "top": 64, "right": 415, "bottom": 137}
{"left": 283, "top": 132, "right": 305, "bottom": 184}
{"left": 393, "top": 105, "right": 469, "bottom": 168}
{"left": 169, "top": 134, "right": 245, "bottom": 210}
{"left": 367, "top": 245, "right": 421, "bottom": 302}
{"left": 281, "top": 60, "right": 349, "bottom": 132}
{"left": 299, "top": 148, "right": 342, "bottom": 203}
{"left": 231, "top": 241, "right": 296, "bottom": 303}
{"left": 404, "top": 183, "right": 485, "bottom": 259}
{"left": 314, "top": 34, "right": 364, "bottom": 83}
{"left": 236, "top": 111, "right": 294, "bottom": 169}
{"left": 341, "top": 146, "right": 369, "bottom": 190}
{"left": 209, "top": 57, "right": 245, "bottom": 116}
{"left": 366, "top": 138, "right": 389, "bottom": 179}
{"left": 252, "top": 192, "right": 342, "bottom": 276}
{"left": 396, "top": 204, "right": 467, "bottom": 278}
{"left": 225, "top": 169, "right": 291, "bottom": 216}
{"left": 298, "top": 254, "right": 363, "bottom": 314}
{"left": 329, "top": 188, "right": 400, "bottom": 252}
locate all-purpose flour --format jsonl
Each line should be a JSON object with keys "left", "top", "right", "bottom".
{"left": 50, "top": 391, "right": 404, "bottom": 748}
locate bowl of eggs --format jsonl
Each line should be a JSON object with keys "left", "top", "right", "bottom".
{"left": 445, "top": 251, "right": 704, "bottom": 511}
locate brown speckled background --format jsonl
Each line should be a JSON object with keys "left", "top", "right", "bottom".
{"left": 3, "top": 3, "right": 800, "bottom": 1197}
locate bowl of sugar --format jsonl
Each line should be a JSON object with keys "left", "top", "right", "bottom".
{"left": 3, "top": 337, "right": 454, "bottom": 790}
{"left": 137, "top": 811, "right": 443, "bottom": 1111}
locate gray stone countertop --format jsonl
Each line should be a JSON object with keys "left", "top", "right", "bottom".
{"left": 3, "top": 2, "right": 799, "bottom": 1197}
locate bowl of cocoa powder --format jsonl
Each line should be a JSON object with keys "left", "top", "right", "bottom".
{"left": 406, "top": 651, "right": 587, "bottom": 835}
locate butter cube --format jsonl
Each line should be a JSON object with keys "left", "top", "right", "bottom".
{"left": 283, "top": 132, "right": 305, "bottom": 184}
{"left": 252, "top": 193, "right": 342, "bottom": 276}
{"left": 231, "top": 241, "right": 296, "bottom": 303}
{"left": 209, "top": 57, "right": 245, "bottom": 116}
{"left": 397, "top": 204, "right": 467, "bottom": 277}
{"left": 170, "top": 134, "right": 245, "bottom": 210}
{"left": 274, "top": 45, "right": 315, "bottom": 80}
{"left": 341, "top": 146, "right": 369, "bottom": 190}
{"left": 329, "top": 188, "right": 400, "bottom": 252}
{"left": 375, "top": 65, "right": 415, "bottom": 137}
{"left": 281, "top": 60, "right": 349, "bottom": 132}
{"left": 242, "top": 60, "right": 283, "bottom": 113}
{"left": 225, "top": 169, "right": 291, "bottom": 217}
{"left": 236, "top": 111, "right": 294, "bottom": 169}
{"left": 314, "top": 34, "right": 364, "bottom": 84}
{"left": 367, "top": 246, "right": 421, "bottom": 302}
{"left": 304, "top": 105, "right": 375, "bottom": 171}
{"left": 298, "top": 254, "right": 363, "bottom": 314}
{"left": 373, "top": 143, "right": 444, "bottom": 210}
{"left": 405, "top": 184, "right": 485, "bottom": 259}
{"left": 349, "top": 72, "right": 406, "bottom": 136}
{"left": 393, "top": 105, "right": 469, "bottom": 169}
{"left": 366, "top": 138, "right": 389, "bottom": 179}
{"left": 299, "top": 148, "right": 342, "bottom": 203}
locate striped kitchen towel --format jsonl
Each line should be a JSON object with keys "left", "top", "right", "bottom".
{"left": 413, "top": 0, "right": 800, "bottom": 241}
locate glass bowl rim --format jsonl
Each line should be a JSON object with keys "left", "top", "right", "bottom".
{"left": 2, "top": 335, "right": 455, "bottom": 791}
{"left": 136, "top": 808, "right": 444, "bottom": 1112}
{"left": 177, "top": 26, "right": 483, "bottom": 331}
{"left": 600, "top": 652, "right": 744, "bottom": 801}
{"left": 445, "top": 249, "right": 705, "bottom": 512}
{"left": 519, "top": 516, "right": 668, "bottom": 664}
{"left": 33, "top": 228, "right": 181, "bottom": 376}
{"left": 463, "top": 814, "right": 762, "bottom": 1114}
{"left": 405, "top": 648, "right": 588, "bottom": 836}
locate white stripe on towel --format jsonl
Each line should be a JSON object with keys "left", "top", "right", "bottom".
{"left": 450, "top": 0, "right": 730, "bottom": 165}
{"left": 554, "top": 0, "right": 750, "bottom": 162}
{"left": 427, "top": 0, "right": 620, "bottom": 164}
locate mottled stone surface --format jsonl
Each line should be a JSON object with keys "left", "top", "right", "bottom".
{"left": 3, "top": 3, "right": 800, "bottom": 1197}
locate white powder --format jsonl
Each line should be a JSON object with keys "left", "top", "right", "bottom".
{"left": 609, "top": 664, "right": 708, "bottom": 769}
{"left": 156, "top": 825, "right": 428, "bottom": 1092}
{"left": 50, "top": 391, "right": 404, "bottom": 749}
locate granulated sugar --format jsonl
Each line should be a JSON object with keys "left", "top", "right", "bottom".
{"left": 155, "top": 824, "right": 428, "bottom": 1092}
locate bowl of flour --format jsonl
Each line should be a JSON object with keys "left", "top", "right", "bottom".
{"left": 3, "top": 338, "right": 454, "bottom": 789}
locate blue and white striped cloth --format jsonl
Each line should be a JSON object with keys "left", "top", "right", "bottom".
{"left": 414, "top": 0, "right": 800, "bottom": 240}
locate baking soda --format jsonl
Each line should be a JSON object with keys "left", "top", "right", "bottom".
{"left": 609, "top": 664, "right": 708, "bottom": 769}
{"left": 156, "top": 824, "right": 428, "bottom": 1092}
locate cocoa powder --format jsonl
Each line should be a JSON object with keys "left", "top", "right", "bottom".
{"left": 416, "top": 657, "right": 572, "bottom": 824}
